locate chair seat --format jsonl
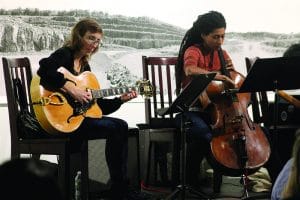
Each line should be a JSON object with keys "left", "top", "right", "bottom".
{"left": 137, "top": 118, "right": 175, "bottom": 129}
{"left": 18, "top": 137, "right": 84, "bottom": 153}
{"left": 142, "top": 128, "right": 176, "bottom": 142}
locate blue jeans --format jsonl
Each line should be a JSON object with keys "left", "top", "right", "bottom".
{"left": 175, "top": 111, "right": 212, "bottom": 185}
{"left": 175, "top": 111, "right": 212, "bottom": 142}
{"left": 74, "top": 116, "right": 129, "bottom": 184}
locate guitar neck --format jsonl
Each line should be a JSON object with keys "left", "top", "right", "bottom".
{"left": 92, "top": 86, "right": 137, "bottom": 99}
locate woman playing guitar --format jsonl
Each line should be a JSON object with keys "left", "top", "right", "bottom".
{"left": 36, "top": 18, "right": 138, "bottom": 200}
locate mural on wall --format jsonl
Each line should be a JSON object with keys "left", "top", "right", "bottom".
{"left": 1, "top": 8, "right": 300, "bottom": 96}
{"left": 0, "top": 9, "right": 185, "bottom": 92}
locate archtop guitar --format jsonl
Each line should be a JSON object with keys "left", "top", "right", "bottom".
{"left": 30, "top": 68, "right": 153, "bottom": 134}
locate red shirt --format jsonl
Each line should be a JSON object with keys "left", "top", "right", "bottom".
{"left": 182, "top": 45, "right": 231, "bottom": 88}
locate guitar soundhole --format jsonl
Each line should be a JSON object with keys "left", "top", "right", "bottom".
{"left": 67, "top": 101, "right": 95, "bottom": 123}
{"left": 73, "top": 101, "right": 93, "bottom": 115}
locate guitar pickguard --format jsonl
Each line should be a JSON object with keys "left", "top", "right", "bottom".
{"left": 67, "top": 100, "right": 96, "bottom": 123}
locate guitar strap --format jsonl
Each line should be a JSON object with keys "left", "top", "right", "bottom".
{"left": 13, "top": 78, "right": 49, "bottom": 138}
{"left": 13, "top": 78, "right": 29, "bottom": 113}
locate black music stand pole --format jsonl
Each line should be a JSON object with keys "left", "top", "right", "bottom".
{"left": 157, "top": 73, "right": 216, "bottom": 200}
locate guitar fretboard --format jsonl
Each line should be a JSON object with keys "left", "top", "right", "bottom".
{"left": 91, "top": 86, "right": 137, "bottom": 98}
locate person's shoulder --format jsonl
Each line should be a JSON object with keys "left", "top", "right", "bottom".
{"left": 221, "top": 48, "right": 228, "bottom": 53}
{"left": 271, "top": 158, "right": 293, "bottom": 200}
{"left": 281, "top": 158, "right": 293, "bottom": 172}
{"left": 185, "top": 45, "right": 202, "bottom": 56}
{"left": 52, "top": 46, "right": 73, "bottom": 57}
{"left": 187, "top": 45, "right": 201, "bottom": 51}
{"left": 39, "top": 47, "right": 73, "bottom": 65}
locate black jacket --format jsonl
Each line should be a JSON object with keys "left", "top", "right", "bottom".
{"left": 37, "top": 47, "right": 123, "bottom": 115}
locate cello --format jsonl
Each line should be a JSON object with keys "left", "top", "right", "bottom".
{"left": 207, "top": 48, "right": 271, "bottom": 175}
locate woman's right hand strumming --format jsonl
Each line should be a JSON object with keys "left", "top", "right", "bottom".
{"left": 214, "top": 71, "right": 236, "bottom": 87}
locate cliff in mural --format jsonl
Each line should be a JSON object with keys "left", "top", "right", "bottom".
{"left": 0, "top": 16, "right": 66, "bottom": 52}
{"left": 0, "top": 11, "right": 185, "bottom": 52}
{"left": 1, "top": 8, "right": 300, "bottom": 53}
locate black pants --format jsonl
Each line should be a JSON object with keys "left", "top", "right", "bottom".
{"left": 174, "top": 111, "right": 212, "bottom": 185}
{"left": 75, "top": 116, "right": 129, "bottom": 187}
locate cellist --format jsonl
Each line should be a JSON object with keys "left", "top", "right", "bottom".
{"left": 174, "top": 10, "right": 283, "bottom": 190}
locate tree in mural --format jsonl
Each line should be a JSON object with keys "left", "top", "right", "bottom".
{"left": 106, "top": 62, "right": 139, "bottom": 87}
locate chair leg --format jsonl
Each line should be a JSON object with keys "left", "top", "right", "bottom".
{"left": 154, "top": 144, "right": 158, "bottom": 184}
{"left": 135, "top": 131, "right": 141, "bottom": 189}
{"left": 156, "top": 143, "right": 169, "bottom": 184}
{"left": 81, "top": 141, "right": 89, "bottom": 200}
{"left": 58, "top": 153, "right": 70, "bottom": 200}
{"left": 213, "top": 170, "right": 222, "bottom": 193}
{"left": 145, "top": 142, "right": 153, "bottom": 186}
{"left": 146, "top": 142, "right": 168, "bottom": 186}
{"left": 31, "top": 154, "right": 41, "bottom": 160}
{"left": 171, "top": 131, "right": 180, "bottom": 188}
{"left": 11, "top": 149, "right": 21, "bottom": 159}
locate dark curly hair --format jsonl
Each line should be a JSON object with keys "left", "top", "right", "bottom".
{"left": 283, "top": 43, "right": 300, "bottom": 57}
{"left": 175, "top": 11, "right": 226, "bottom": 94}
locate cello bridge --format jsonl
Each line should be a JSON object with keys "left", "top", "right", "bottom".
{"left": 230, "top": 115, "right": 243, "bottom": 124}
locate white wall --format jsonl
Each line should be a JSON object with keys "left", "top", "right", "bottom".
{"left": 0, "top": 105, "right": 10, "bottom": 164}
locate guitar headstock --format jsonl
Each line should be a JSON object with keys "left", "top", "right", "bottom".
{"left": 136, "top": 79, "right": 153, "bottom": 98}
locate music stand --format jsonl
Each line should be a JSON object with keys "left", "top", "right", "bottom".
{"left": 239, "top": 56, "right": 300, "bottom": 133}
{"left": 157, "top": 73, "right": 216, "bottom": 200}
{"left": 239, "top": 56, "right": 300, "bottom": 92}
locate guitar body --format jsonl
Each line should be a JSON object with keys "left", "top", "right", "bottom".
{"left": 30, "top": 70, "right": 102, "bottom": 134}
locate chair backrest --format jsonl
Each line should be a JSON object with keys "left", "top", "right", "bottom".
{"left": 2, "top": 57, "right": 34, "bottom": 146}
{"left": 245, "top": 57, "right": 271, "bottom": 126}
{"left": 142, "top": 56, "right": 177, "bottom": 128}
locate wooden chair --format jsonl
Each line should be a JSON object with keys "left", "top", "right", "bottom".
{"left": 138, "top": 56, "right": 179, "bottom": 188}
{"left": 2, "top": 57, "right": 89, "bottom": 200}
{"left": 245, "top": 57, "right": 271, "bottom": 126}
